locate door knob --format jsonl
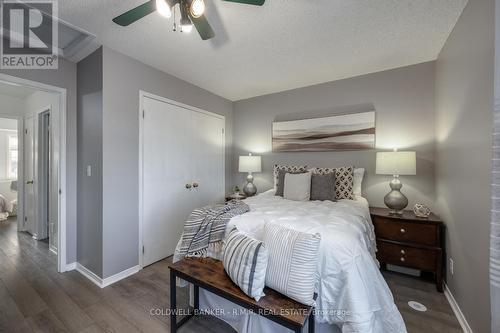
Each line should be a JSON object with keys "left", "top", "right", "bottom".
{"left": 193, "top": 182, "right": 199, "bottom": 188}
{"left": 185, "top": 184, "right": 192, "bottom": 189}
{"left": 26, "top": 180, "right": 34, "bottom": 185}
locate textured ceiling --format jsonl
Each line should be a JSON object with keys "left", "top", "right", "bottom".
{"left": 59, "top": 0, "right": 467, "bottom": 101}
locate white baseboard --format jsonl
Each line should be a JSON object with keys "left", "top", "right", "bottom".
{"left": 444, "top": 282, "right": 473, "bottom": 333}
{"left": 65, "top": 262, "right": 77, "bottom": 271}
{"left": 76, "top": 263, "right": 140, "bottom": 288}
{"left": 102, "top": 265, "right": 140, "bottom": 288}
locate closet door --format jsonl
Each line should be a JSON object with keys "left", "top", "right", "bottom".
{"left": 142, "top": 97, "right": 193, "bottom": 267}
{"left": 191, "top": 111, "right": 225, "bottom": 208}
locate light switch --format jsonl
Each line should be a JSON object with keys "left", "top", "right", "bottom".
{"left": 86, "top": 165, "right": 92, "bottom": 177}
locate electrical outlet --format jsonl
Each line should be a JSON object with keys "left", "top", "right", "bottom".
{"left": 449, "top": 258, "right": 454, "bottom": 275}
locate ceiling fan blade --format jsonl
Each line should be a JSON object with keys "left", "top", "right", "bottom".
{"left": 222, "top": 0, "right": 265, "bottom": 5}
{"left": 113, "top": 0, "right": 156, "bottom": 26}
{"left": 189, "top": 14, "right": 215, "bottom": 40}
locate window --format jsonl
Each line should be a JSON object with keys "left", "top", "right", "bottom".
{"left": 7, "top": 134, "right": 17, "bottom": 179}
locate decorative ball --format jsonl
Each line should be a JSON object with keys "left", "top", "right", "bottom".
{"left": 413, "top": 204, "right": 431, "bottom": 218}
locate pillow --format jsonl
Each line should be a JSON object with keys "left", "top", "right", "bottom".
{"left": 353, "top": 168, "right": 365, "bottom": 196}
{"left": 275, "top": 169, "right": 306, "bottom": 197}
{"left": 313, "top": 166, "right": 354, "bottom": 200}
{"left": 223, "top": 228, "right": 268, "bottom": 301}
{"left": 283, "top": 172, "right": 312, "bottom": 201}
{"left": 310, "top": 173, "right": 335, "bottom": 201}
{"left": 264, "top": 223, "right": 321, "bottom": 306}
{"left": 273, "top": 164, "right": 308, "bottom": 190}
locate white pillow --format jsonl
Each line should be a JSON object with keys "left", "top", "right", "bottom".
{"left": 283, "top": 172, "right": 311, "bottom": 201}
{"left": 264, "top": 223, "right": 321, "bottom": 306}
{"left": 353, "top": 168, "right": 365, "bottom": 196}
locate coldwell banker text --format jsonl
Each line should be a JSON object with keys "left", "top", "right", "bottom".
{"left": 1, "top": 0, "right": 58, "bottom": 69}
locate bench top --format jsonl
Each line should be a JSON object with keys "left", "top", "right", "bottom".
{"left": 169, "top": 257, "right": 313, "bottom": 327}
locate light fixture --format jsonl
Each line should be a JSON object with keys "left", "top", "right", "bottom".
{"left": 376, "top": 150, "right": 416, "bottom": 215}
{"left": 239, "top": 153, "right": 262, "bottom": 197}
{"left": 180, "top": 2, "right": 193, "bottom": 33}
{"left": 190, "top": 0, "right": 205, "bottom": 18}
{"left": 181, "top": 22, "right": 193, "bottom": 33}
{"left": 156, "top": 0, "right": 172, "bottom": 18}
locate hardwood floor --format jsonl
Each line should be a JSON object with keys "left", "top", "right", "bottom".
{"left": 0, "top": 217, "right": 462, "bottom": 333}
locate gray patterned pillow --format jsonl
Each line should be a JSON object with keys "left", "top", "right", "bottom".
{"left": 313, "top": 166, "right": 354, "bottom": 200}
{"left": 222, "top": 228, "right": 268, "bottom": 301}
{"left": 310, "top": 173, "right": 335, "bottom": 201}
{"left": 273, "top": 164, "right": 308, "bottom": 190}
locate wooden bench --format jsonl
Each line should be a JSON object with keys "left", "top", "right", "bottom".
{"left": 168, "top": 258, "right": 315, "bottom": 333}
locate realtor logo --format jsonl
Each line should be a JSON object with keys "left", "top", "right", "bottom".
{"left": 1, "top": 0, "right": 58, "bottom": 69}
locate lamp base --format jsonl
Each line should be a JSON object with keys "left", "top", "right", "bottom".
{"left": 243, "top": 173, "right": 257, "bottom": 197}
{"left": 384, "top": 175, "right": 408, "bottom": 215}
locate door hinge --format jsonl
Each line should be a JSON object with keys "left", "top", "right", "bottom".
{"left": 142, "top": 246, "right": 145, "bottom": 254}
{"left": 25, "top": 129, "right": 28, "bottom": 134}
{"left": 59, "top": 189, "right": 62, "bottom": 194}
{"left": 24, "top": 216, "right": 27, "bottom": 222}
{"left": 222, "top": 128, "right": 224, "bottom": 134}
{"left": 142, "top": 110, "right": 145, "bottom": 118}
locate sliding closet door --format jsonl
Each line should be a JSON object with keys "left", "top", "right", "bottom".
{"left": 191, "top": 111, "right": 225, "bottom": 208}
{"left": 142, "top": 97, "right": 193, "bottom": 267}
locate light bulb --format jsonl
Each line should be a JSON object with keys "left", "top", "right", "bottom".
{"left": 156, "top": 0, "right": 172, "bottom": 18}
{"left": 190, "top": 0, "right": 205, "bottom": 18}
{"left": 181, "top": 23, "right": 193, "bottom": 33}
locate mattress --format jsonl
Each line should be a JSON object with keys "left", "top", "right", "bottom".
{"left": 186, "top": 190, "right": 407, "bottom": 333}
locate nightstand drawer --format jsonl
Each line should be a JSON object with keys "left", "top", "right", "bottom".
{"left": 373, "top": 217, "right": 438, "bottom": 246}
{"left": 377, "top": 242, "right": 437, "bottom": 271}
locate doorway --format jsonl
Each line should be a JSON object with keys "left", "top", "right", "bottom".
{"left": 0, "top": 73, "right": 67, "bottom": 273}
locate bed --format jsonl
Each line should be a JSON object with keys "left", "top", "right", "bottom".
{"left": 177, "top": 189, "right": 407, "bottom": 333}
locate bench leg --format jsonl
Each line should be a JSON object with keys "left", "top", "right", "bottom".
{"left": 194, "top": 284, "right": 199, "bottom": 311}
{"left": 308, "top": 310, "right": 315, "bottom": 333}
{"left": 170, "top": 269, "right": 177, "bottom": 333}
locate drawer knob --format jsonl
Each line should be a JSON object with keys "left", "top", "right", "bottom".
{"left": 400, "top": 250, "right": 406, "bottom": 255}
{"left": 400, "top": 257, "right": 405, "bottom": 262}
{"left": 400, "top": 228, "right": 406, "bottom": 234}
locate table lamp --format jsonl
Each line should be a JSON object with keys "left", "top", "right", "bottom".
{"left": 376, "top": 151, "right": 416, "bottom": 214}
{"left": 239, "top": 153, "right": 261, "bottom": 197}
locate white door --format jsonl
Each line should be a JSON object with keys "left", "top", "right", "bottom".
{"left": 24, "top": 116, "right": 35, "bottom": 235}
{"left": 142, "top": 96, "right": 225, "bottom": 267}
{"left": 191, "top": 111, "right": 225, "bottom": 208}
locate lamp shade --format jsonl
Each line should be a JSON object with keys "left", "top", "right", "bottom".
{"left": 239, "top": 155, "right": 262, "bottom": 173}
{"left": 376, "top": 151, "right": 416, "bottom": 176}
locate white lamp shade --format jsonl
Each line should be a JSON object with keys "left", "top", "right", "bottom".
{"left": 376, "top": 151, "right": 416, "bottom": 176}
{"left": 239, "top": 155, "right": 262, "bottom": 173}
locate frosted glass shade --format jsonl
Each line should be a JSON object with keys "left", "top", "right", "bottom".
{"left": 239, "top": 155, "right": 262, "bottom": 173}
{"left": 376, "top": 151, "right": 416, "bottom": 176}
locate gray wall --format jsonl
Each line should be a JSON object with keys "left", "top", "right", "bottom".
{"left": 1, "top": 59, "right": 78, "bottom": 264}
{"left": 233, "top": 62, "right": 436, "bottom": 209}
{"left": 435, "top": 0, "right": 494, "bottom": 332}
{"left": 77, "top": 48, "right": 103, "bottom": 277}
{"left": 101, "top": 47, "right": 234, "bottom": 278}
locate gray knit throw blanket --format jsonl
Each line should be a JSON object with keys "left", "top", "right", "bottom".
{"left": 173, "top": 201, "right": 250, "bottom": 262}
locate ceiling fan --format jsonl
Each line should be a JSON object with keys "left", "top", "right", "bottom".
{"left": 113, "top": 0, "right": 265, "bottom": 40}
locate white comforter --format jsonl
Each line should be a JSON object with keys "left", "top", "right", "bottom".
{"left": 192, "top": 191, "right": 407, "bottom": 333}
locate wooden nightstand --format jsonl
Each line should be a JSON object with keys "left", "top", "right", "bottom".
{"left": 370, "top": 207, "right": 445, "bottom": 292}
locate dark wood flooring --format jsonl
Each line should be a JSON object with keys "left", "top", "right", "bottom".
{"left": 0, "top": 217, "right": 462, "bottom": 333}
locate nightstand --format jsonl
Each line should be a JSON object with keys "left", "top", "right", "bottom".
{"left": 225, "top": 194, "right": 247, "bottom": 202}
{"left": 370, "top": 207, "right": 445, "bottom": 292}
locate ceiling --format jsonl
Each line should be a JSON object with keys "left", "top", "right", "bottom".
{"left": 58, "top": 0, "right": 468, "bottom": 101}
{"left": 0, "top": 82, "right": 37, "bottom": 98}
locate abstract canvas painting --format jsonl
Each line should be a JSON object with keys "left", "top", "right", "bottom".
{"left": 272, "top": 111, "right": 376, "bottom": 152}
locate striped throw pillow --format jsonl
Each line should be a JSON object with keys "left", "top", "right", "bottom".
{"left": 263, "top": 223, "right": 321, "bottom": 306}
{"left": 222, "top": 228, "right": 268, "bottom": 301}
